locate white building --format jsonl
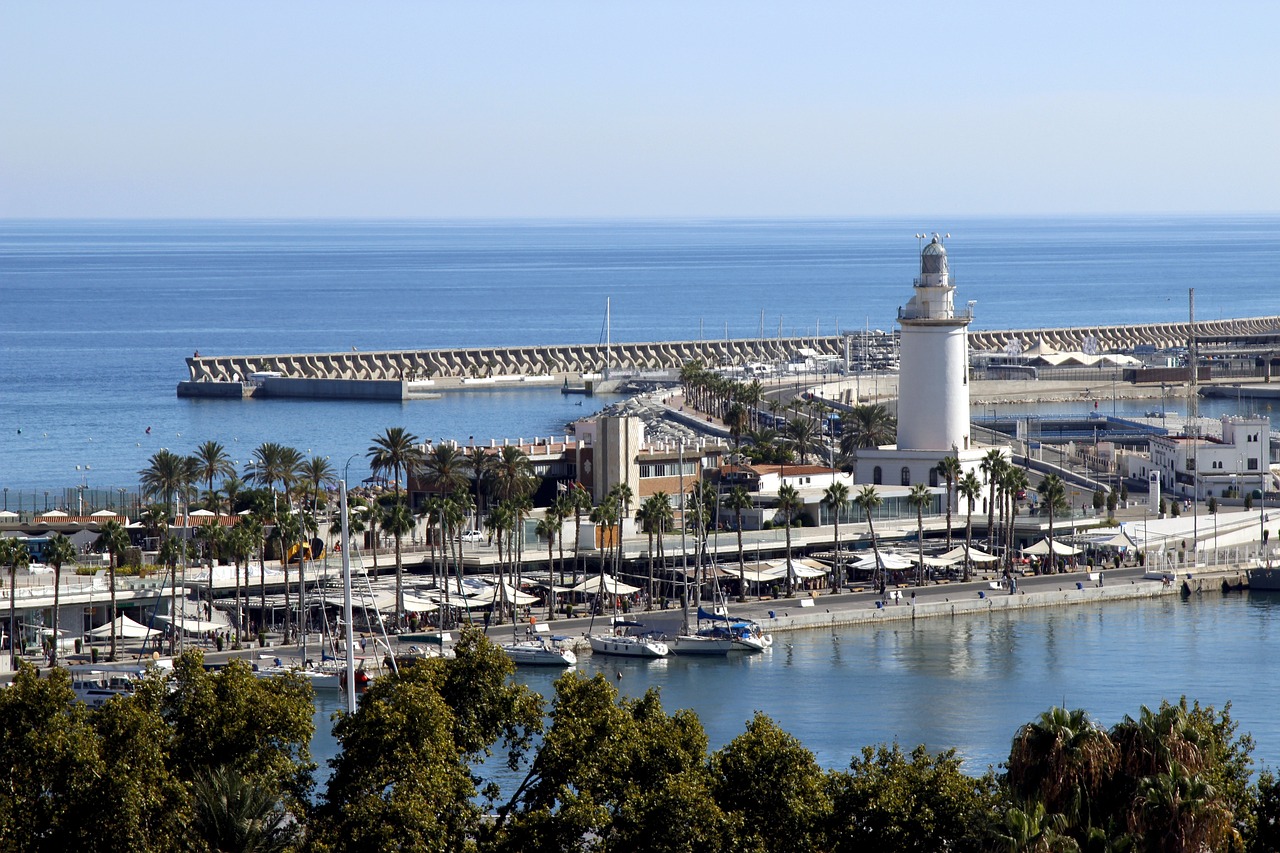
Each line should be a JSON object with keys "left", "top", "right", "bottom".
{"left": 855, "top": 234, "right": 1007, "bottom": 496}
{"left": 1142, "top": 415, "right": 1275, "bottom": 500}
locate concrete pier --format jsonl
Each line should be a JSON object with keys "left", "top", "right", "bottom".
{"left": 178, "top": 314, "right": 1280, "bottom": 399}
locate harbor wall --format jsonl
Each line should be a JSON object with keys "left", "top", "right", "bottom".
{"left": 761, "top": 579, "right": 1180, "bottom": 634}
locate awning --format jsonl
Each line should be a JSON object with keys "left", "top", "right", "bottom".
{"left": 152, "top": 615, "right": 227, "bottom": 634}
{"left": 1023, "top": 538, "right": 1082, "bottom": 557}
{"left": 569, "top": 574, "right": 641, "bottom": 596}
{"left": 939, "top": 545, "right": 999, "bottom": 563}
{"left": 87, "top": 614, "right": 155, "bottom": 639}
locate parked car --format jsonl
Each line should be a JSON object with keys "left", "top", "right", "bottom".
{"left": 458, "top": 530, "right": 484, "bottom": 543}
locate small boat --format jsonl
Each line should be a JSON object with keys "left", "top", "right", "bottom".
{"left": 502, "top": 638, "right": 577, "bottom": 667}
{"left": 667, "top": 633, "right": 733, "bottom": 656}
{"left": 694, "top": 609, "right": 773, "bottom": 652}
{"left": 587, "top": 630, "right": 669, "bottom": 658}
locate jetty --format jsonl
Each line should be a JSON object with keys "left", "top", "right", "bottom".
{"left": 177, "top": 315, "right": 1280, "bottom": 401}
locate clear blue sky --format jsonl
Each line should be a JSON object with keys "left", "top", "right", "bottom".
{"left": 3, "top": 2, "right": 1276, "bottom": 218}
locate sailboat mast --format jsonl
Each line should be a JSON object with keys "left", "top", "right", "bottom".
{"left": 339, "top": 482, "right": 357, "bottom": 713}
{"left": 605, "top": 297, "right": 611, "bottom": 380}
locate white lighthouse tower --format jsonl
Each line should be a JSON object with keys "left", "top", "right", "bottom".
{"left": 896, "top": 234, "right": 972, "bottom": 453}
{"left": 855, "top": 233, "right": 1005, "bottom": 490}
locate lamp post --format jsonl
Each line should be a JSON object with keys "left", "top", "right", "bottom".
{"left": 2, "top": 487, "right": 6, "bottom": 511}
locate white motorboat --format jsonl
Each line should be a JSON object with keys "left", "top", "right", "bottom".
{"left": 587, "top": 632, "right": 669, "bottom": 658}
{"left": 70, "top": 669, "right": 142, "bottom": 707}
{"left": 501, "top": 639, "right": 577, "bottom": 667}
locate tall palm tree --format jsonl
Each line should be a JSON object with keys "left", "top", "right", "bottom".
{"left": 222, "top": 475, "right": 246, "bottom": 516}
{"left": 853, "top": 485, "right": 884, "bottom": 586}
{"left": 821, "top": 481, "right": 850, "bottom": 594}
{"left": 569, "top": 483, "right": 591, "bottom": 585}
{"left": 551, "top": 493, "right": 576, "bottom": 586}
{"left": 535, "top": 514, "right": 559, "bottom": 621}
{"left": 140, "top": 449, "right": 189, "bottom": 523}
{"left": 367, "top": 427, "right": 424, "bottom": 504}
{"left": 722, "top": 486, "right": 753, "bottom": 602}
{"left": 380, "top": 498, "right": 414, "bottom": 628}
{"left": 272, "top": 510, "right": 302, "bottom": 642}
{"left": 465, "top": 444, "right": 492, "bottom": 522}
{"left": 776, "top": 484, "right": 803, "bottom": 598}
{"left": 907, "top": 484, "right": 931, "bottom": 586}
{"left": 359, "top": 500, "right": 384, "bottom": 578}
{"left": 1, "top": 538, "right": 30, "bottom": 669}
{"left": 44, "top": 533, "right": 77, "bottom": 666}
{"left": 1037, "top": 474, "right": 1069, "bottom": 573}
{"left": 1003, "top": 467, "right": 1030, "bottom": 572}
{"left": 608, "top": 482, "right": 634, "bottom": 579}
{"left": 935, "top": 455, "right": 963, "bottom": 551}
{"left": 421, "top": 442, "right": 471, "bottom": 498}
{"left": 636, "top": 495, "right": 666, "bottom": 610}
{"left": 958, "top": 471, "right": 983, "bottom": 582}
{"left": 190, "top": 765, "right": 297, "bottom": 853}
{"left": 228, "top": 523, "right": 253, "bottom": 638}
{"left": 193, "top": 440, "right": 234, "bottom": 510}
{"left": 981, "top": 449, "right": 1008, "bottom": 551}
{"left": 300, "top": 455, "right": 335, "bottom": 512}
{"left": 97, "top": 519, "right": 130, "bottom": 660}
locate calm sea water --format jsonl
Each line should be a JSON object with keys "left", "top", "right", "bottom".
{"left": 2, "top": 216, "right": 1278, "bottom": 495}
{"left": 310, "top": 591, "right": 1280, "bottom": 789}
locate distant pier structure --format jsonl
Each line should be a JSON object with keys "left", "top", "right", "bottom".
{"left": 178, "top": 315, "right": 1280, "bottom": 400}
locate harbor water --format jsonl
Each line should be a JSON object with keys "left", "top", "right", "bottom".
{"left": 4, "top": 216, "right": 1280, "bottom": 494}
{"left": 311, "top": 590, "right": 1280, "bottom": 789}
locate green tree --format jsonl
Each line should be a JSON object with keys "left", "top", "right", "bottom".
{"left": 193, "top": 440, "right": 235, "bottom": 511}
{"left": 839, "top": 403, "right": 896, "bottom": 462}
{"left": 381, "top": 498, "right": 415, "bottom": 628}
{"left": 319, "top": 630, "right": 541, "bottom": 852}
{"left": 1037, "top": 474, "right": 1069, "bottom": 572}
{"left": 636, "top": 494, "right": 667, "bottom": 610}
{"left": 367, "top": 426, "right": 423, "bottom": 503}
{"left": 535, "top": 513, "right": 560, "bottom": 621}
{"left": 1006, "top": 706, "right": 1119, "bottom": 832}
{"left": 981, "top": 449, "right": 1008, "bottom": 551}
{"left": 935, "top": 455, "right": 964, "bottom": 551}
{"left": 958, "top": 471, "right": 984, "bottom": 582}
{"left": 189, "top": 765, "right": 298, "bottom": 853}
{"left": 96, "top": 518, "right": 130, "bottom": 660}
{"left": 710, "top": 711, "right": 832, "bottom": 853}
{"left": 1, "top": 538, "right": 30, "bottom": 669}
{"left": 300, "top": 454, "right": 335, "bottom": 512}
{"left": 907, "top": 484, "right": 931, "bottom": 587}
{"left": 854, "top": 485, "right": 884, "bottom": 586}
{"left": 44, "top": 533, "right": 77, "bottom": 666}
{"left": 777, "top": 484, "right": 803, "bottom": 597}
{"left": 725, "top": 485, "right": 755, "bottom": 601}
{"left": 826, "top": 743, "right": 998, "bottom": 853}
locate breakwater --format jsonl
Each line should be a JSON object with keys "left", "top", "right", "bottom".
{"left": 179, "top": 315, "right": 1280, "bottom": 398}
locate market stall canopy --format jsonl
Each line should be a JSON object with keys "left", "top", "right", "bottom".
{"left": 569, "top": 574, "right": 641, "bottom": 596}
{"left": 939, "top": 545, "right": 999, "bottom": 563}
{"left": 152, "top": 615, "right": 227, "bottom": 635}
{"left": 848, "top": 552, "right": 916, "bottom": 571}
{"left": 87, "top": 614, "right": 154, "bottom": 639}
{"left": 1023, "top": 538, "right": 1082, "bottom": 557}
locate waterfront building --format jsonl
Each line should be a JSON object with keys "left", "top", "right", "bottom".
{"left": 1133, "top": 414, "right": 1275, "bottom": 500}
{"left": 855, "top": 235, "right": 1009, "bottom": 503}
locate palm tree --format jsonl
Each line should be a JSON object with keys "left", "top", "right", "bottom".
{"left": 907, "top": 483, "right": 931, "bottom": 586}
{"left": 935, "top": 455, "right": 963, "bottom": 551}
{"left": 97, "top": 519, "right": 130, "bottom": 660}
{"left": 358, "top": 499, "right": 384, "bottom": 578}
{"left": 535, "top": 514, "right": 559, "bottom": 621}
{"left": 245, "top": 442, "right": 302, "bottom": 506}
{"left": 1006, "top": 705, "right": 1119, "bottom": 831}
{"left": 785, "top": 417, "right": 821, "bottom": 465}
{"left": 821, "top": 482, "right": 850, "bottom": 594}
{"left": 193, "top": 440, "right": 234, "bottom": 510}
{"left": 957, "top": 471, "right": 983, "bottom": 582}
{"left": 367, "top": 427, "right": 423, "bottom": 503}
{"left": 190, "top": 765, "right": 297, "bottom": 853}
{"left": 140, "top": 449, "right": 189, "bottom": 522}
{"left": 1037, "top": 474, "right": 1068, "bottom": 573}
{"left": 839, "top": 403, "right": 896, "bottom": 461}
{"left": 1, "top": 538, "right": 30, "bottom": 669}
{"left": 300, "top": 455, "right": 335, "bottom": 512}
{"left": 465, "top": 444, "right": 492, "bottom": 521}
{"left": 981, "top": 449, "right": 1008, "bottom": 551}
{"left": 1002, "top": 467, "right": 1030, "bottom": 572}
{"left": 421, "top": 442, "right": 471, "bottom": 498}
{"left": 776, "top": 484, "right": 803, "bottom": 597}
{"left": 227, "top": 524, "right": 253, "bottom": 638}
{"left": 853, "top": 485, "right": 884, "bottom": 586}
{"left": 381, "top": 498, "right": 414, "bottom": 628}
{"left": 567, "top": 483, "right": 591, "bottom": 585}
{"left": 272, "top": 511, "right": 302, "bottom": 642}
{"left": 1132, "top": 763, "right": 1236, "bottom": 853}
{"left": 608, "top": 482, "right": 634, "bottom": 579}
{"left": 222, "top": 475, "right": 246, "bottom": 516}
{"left": 724, "top": 486, "right": 754, "bottom": 602}
{"left": 635, "top": 495, "right": 667, "bottom": 610}
{"left": 44, "top": 533, "right": 77, "bottom": 666}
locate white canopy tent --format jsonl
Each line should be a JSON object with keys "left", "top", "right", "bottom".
{"left": 87, "top": 614, "right": 154, "bottom": 639}
{"left": 939, "top": 545, "right": 999, "bottom": 564}
{"left": 848, "top": 552, "right": 916, "bottom": 571}
{"left": 1023, "top": 538, "right": 1083, "bottom": 557}
{"left": 152, "top": 614, "right": 227, "bottom": 635}
{"left": 569, "top": 574, "right": 641, "bottom": 596}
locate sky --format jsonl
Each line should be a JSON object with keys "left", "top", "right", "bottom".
{"left": 2, "top": 2, "right": 1277, "bottom": 218}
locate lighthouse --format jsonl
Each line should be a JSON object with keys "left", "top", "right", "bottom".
{"left": 855, "top": 233, "right": 1004, "bottom": 490}
{"left": 896, "top": 234, "right": 972, "bottom": 453}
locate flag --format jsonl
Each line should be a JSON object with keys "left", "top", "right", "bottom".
{"left": 557, "top": 482, "right": 568, "bottom": 493}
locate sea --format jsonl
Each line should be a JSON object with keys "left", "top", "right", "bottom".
{"left": 4, "top": 216, "right": 1280, "bottom": 783}
{"left": 2, "top": 215, "right": 1279, "bottom": 500}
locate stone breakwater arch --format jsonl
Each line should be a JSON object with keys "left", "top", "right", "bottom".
{"left": 184, "top": 315, "right": 1280, "bottom": 384}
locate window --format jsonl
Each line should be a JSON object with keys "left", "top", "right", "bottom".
{"left": 873, "top": 466, "right": 882, "bottom": 485}
{"left": 901, "top": 467, "right": 911, "bottom": 486}
{"left": 929, "top": 469, "right": 939, "bottom": 487}
{"left": 1249, "top": 458, "right": 1259, "bottom": 471}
